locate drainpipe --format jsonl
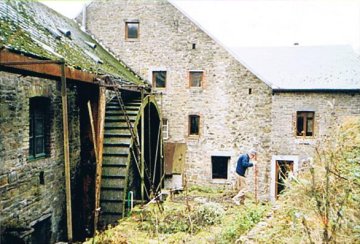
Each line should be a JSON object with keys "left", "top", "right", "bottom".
{"left": 81, "top": 3, "right": 87, "bottom": 32}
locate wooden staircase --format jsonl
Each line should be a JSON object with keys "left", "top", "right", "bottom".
{"left": 99, "top": 97, "right": 142, "bottom": 225}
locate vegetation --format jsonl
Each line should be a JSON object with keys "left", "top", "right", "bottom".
{"left": 89, "top": 118, "right": 360, "bottom": 244}
{"left": 250, "top": 117, "right": 360, "bottom": 243}
{"left": 87, "top": 187, "right": 269, "bottom": 244}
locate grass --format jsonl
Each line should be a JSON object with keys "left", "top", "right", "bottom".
{"left": 85, "top": 188, "right": 270, "bottom": 243}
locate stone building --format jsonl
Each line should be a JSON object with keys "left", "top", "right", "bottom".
{"left": 0, "top": 1, "right": 162, "bottom": 242}
{"left": 82, "top": 0, "right": 360, "bottom": 200}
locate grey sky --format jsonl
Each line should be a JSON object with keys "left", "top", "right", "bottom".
{"left": 40, "top": 0, "right": 360, "bottom": 52}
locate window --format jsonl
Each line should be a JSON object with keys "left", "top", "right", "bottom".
{"left": 162, "top": 118, "right": 169, "bottom": 140}
{"left": 212, "top": 156, "right": 229, "bottom": 179}
{"left": 152, "top": 71, "right": 166, "bottom": 88}
{"left": 296, "top": 111, "right": 314, "bottom": 137}
{"left": 189, "top": 115, "right": 200, "bottom": 136}
{"left": 125, "top": 21, "right": 139, "bottom": 40}
{"left": 29, "top": 97, "right": 48, "bottom": 159}
{"left": 189, "top": 71, "right": 203, "bottom": 87}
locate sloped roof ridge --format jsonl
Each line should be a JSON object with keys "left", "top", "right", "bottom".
{"left": 168, "top": 0, "right": 274, "bottom": 89}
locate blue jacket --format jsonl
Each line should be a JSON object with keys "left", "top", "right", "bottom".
{"left": 236, "top": 154, "right": 254, "bottom": 177}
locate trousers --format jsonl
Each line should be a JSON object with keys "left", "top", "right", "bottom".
{"left": 233, "top": 174, "right": 247, "bottom": 202}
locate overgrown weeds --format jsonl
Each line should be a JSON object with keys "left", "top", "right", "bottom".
{"left": 253, "top": 117, "right": 360, "bottom": 243}
{"left": 139, "top": 200, "right": 225, "bottom": 235}
{"left": 217, "top": 202, "right": 269, "bottom": 243}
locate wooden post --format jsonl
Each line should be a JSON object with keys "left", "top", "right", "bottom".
{"left": 61, "top": 59, "right": 73, "bottom": 242}
{"left": 140, "top": 89, "right": 145, "bottom": 202}
{"left": 87, "top": 101, "right": 99, "bottom": 237}
{"left": 94, "top": 87, "right": 106, "bottom": 229}
{"left": 254, "top": 163, "right": 258, "bottom": 204}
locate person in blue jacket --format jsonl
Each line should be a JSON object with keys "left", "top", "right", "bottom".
{"left": 232, "top": 149, "right": 257, "bottom": 205}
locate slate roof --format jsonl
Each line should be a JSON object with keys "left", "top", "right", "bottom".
{"left": 0, "top": 0, "right": 143, "bottom": 85}
{"left": 231, "top": 45, "right": 360, "bottom": 91}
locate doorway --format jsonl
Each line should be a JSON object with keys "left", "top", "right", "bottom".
{"left": 275, "top": 160, "right": 293, "bottom": 197}
{"left": 270, "top": 155, "right": 299, "bottom": 201}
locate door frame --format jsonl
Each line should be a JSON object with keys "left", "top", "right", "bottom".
{"left": 270, "top": 155, "right": 299, "bottom": 202}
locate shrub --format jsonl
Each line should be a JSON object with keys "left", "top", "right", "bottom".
{"left": 193, "top": 202, "right": 225, "bottom": 226}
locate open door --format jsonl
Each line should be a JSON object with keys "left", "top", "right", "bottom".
{"left": 275, "top": 160, "right": 294, "bottom": 198}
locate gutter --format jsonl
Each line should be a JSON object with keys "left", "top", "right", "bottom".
{"left": 272, "top": 88, "right": 360, "bottom": 93}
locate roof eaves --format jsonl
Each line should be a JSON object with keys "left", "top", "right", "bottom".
{"left": 272, "top": 88, "right": 360, "bottom": 93}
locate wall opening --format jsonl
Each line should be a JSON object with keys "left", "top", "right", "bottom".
{"left": 211, "top": 156, "right": 229, "bottom": 179}
{"left": 275, "top": 160, "right": 294, "bottom": 197}
{"left": 270, "top": 155, "right": 299, "bottom": 201}
{"left": 31, "top": 217, "right": 52, "bottom": 244}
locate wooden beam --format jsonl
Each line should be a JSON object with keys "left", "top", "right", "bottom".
{"left": 140, "top": 89, "right": 145, "bottom": 202}
{"left": 94, "top": 87, "right": 106, "bottom": 229}
{"left": 87, "top": 101, "right": 100, "bottom": 237}
{"left": 0, "top": 49, "right": 97, "bottom": 84}
{"left": 61, "top": 60, "right": 73, "bottom": 242}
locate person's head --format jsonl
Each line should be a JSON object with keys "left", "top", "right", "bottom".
{"left": 248, "top": 149, "right": 257, "bottom": 159}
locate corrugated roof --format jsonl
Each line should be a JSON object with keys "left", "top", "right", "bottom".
{"left": 231, "top": 45, "right": 360, "bottom": 90}
{"left": 0, "top": 0, "right": 143, "bottom": 85}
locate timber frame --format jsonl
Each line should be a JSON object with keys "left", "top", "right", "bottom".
{"left": 0, "top": 46, "right": 158, "bottom": 241}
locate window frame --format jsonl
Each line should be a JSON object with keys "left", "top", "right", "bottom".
{"left": 29, "top": 97, "right": 48, "bottom": 160}
{"left": 125, "top": 20, "right": 140, "bottom": 40}
{"left": 189, "top": 70, "right": 204, "bottom": 88}
{"left": 162, "top": 118, "right": 169, "bottom": 140}
{"left": 152, "top": 70, "right": 167, "bottom": 89}
{"left": 211, "top": 156, "right": 230, "bottom": 180}
{"left": 296, "top": 111, "right": 315, "bottom": 138}
{"left": 188, "top": 114, "right": 200, "bottom": 136}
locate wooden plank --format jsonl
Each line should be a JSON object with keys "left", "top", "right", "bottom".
{"left": 94, "top": 87, "right": 106, "bottom": 229}
{"left": 61, "top": 60, "right": 73, "bottom": 242}
{"left": 140, "top": 90, "right": 145, "bottom": 201}
{"left": 164, "top": 143, "right": 176, "bottom": 175}
{"left": 172, "top": 143, "right": 186, "bottom": 174}
{"left": 0, "top": 49, "right": 97, "bottom": 84}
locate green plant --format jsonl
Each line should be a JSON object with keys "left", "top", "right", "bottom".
{"left": 193, "top": 202, "right": 225, "bottom": 226}
{"left": 217, "top": 203, "right": 268, "bottom": 243}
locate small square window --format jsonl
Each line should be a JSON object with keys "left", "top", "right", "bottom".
{"left": 162, "top": 118, "right": 169, "bottom": 140}
{"left": 189, "top": 115, "right": 200, "bottom": 136}
{"left": 152, "top": 71, "right": 166, "bottom": 88}
{"left": 189, "top": 71, "right": 203, "bottom": 87}
{"left": 212, "top": 156, "right": 229, "bottom": 179}
{"left": 296, "top": 111, "right": 315, "bottom": 137}
{"left": 125, "top": 21, "right": 139, "bottom": 40}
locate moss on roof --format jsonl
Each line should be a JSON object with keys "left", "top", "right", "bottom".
{"left": 0, "top": 0, "right": 143, "bottom": 85}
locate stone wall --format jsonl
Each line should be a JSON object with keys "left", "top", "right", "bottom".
{"left": 84, "top": 0, "right": 273, "bottom": 196}
{"left": 0, "top": 71, "right": 81, "bottom": 243}
{"left": 271, "top": 91, "right": 360, "bottom": 158}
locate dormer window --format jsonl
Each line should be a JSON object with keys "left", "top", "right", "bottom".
{"left": 125, "top": 20, "right": 139, "bottom": 40}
